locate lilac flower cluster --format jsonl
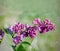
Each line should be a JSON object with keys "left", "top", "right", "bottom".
{"left": 0, "top": 29, "right": 4, "bottom": 40}
{"left": 13, "top": 36, "right": 22, "bottom": 45}
{"left": 27, "top": 26, "right": 37, "bottom": 38}
{"left": 10, "top": 22, "right": 24, "bottom": 35}
{"left": 9, "top": 18, "right": 55, "bottom": 46}
{"left": 33, "top": 18, "right": 55, "bottom": 33}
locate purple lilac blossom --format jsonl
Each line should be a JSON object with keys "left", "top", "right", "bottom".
{"left": 13, "top": 31, "right": 28, "bottom": 45}
{"left": 25, "top": 24, "right": 30, "bottom": 28}
{"left": 44, "top": 18, "right": 55, "bottom": 30}
{"left": 25, "top": 24, "right": 37, "bottom": 38}
{"left": 0, "top": 29, "right": 4, "bottom": 40}
{"left": 33, "top": 18, "right": 55, "bottom": 33}
{"left": 33, "top": 18, "right": 42, "bottom": 25}
{"left": 10, "top": 22, "right": 24, "bottom": 35}
{"left": 13, "top": 36, "right": 22, "bottom": 46}
{"left": 10, "top": 18, "right": 55, "bottom": 46}
{"left": 27, "top": 26, "right": 37, "bottom": 38}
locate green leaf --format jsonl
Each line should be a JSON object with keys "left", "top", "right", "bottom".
{"left": 15, "top": 45, "right": 26, "bottom": 51}
{"left": 15, "top": 41, "right": 31, "bottom": 51}
{"left": 21, "top": 41, "right": 31, "bottom": 45}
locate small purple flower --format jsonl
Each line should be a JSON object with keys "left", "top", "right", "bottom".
{"left": 27, "top": 27, "right": 37, "bottom": 38}
{"left": 33, "top": 18, "right": 55, "bottom": 33}
{"left": 44, "top": 18, "right": 50, "bottom": 25}
{"left": 20, "top": 31, "right": 28, "bottom": 38}
{"left": 13, "top": 36, "right": 22, "bottom": 46}
{"left": 44, "top": 18, "right": 55, "bottom": 30}
{"left": 25, "top": 24, "right": 30, "bottom": 28}
{"left": 0, "top": 29, "right": 4, "bottom": 40}
{"left": 33, "top": 18, "right": 42, "bottom": 25}
{"left": 38, "top": 24, "right": 49, "bottom": 33}
{"left": 10, "top": 22, "right": 24, "bottom": 35}
{"left": 13, "top": 31, "right": 28, "bottom": 46}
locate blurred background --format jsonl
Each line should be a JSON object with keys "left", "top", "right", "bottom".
{"left": 0, "top": 0, "right": 60, "bottom": 51}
